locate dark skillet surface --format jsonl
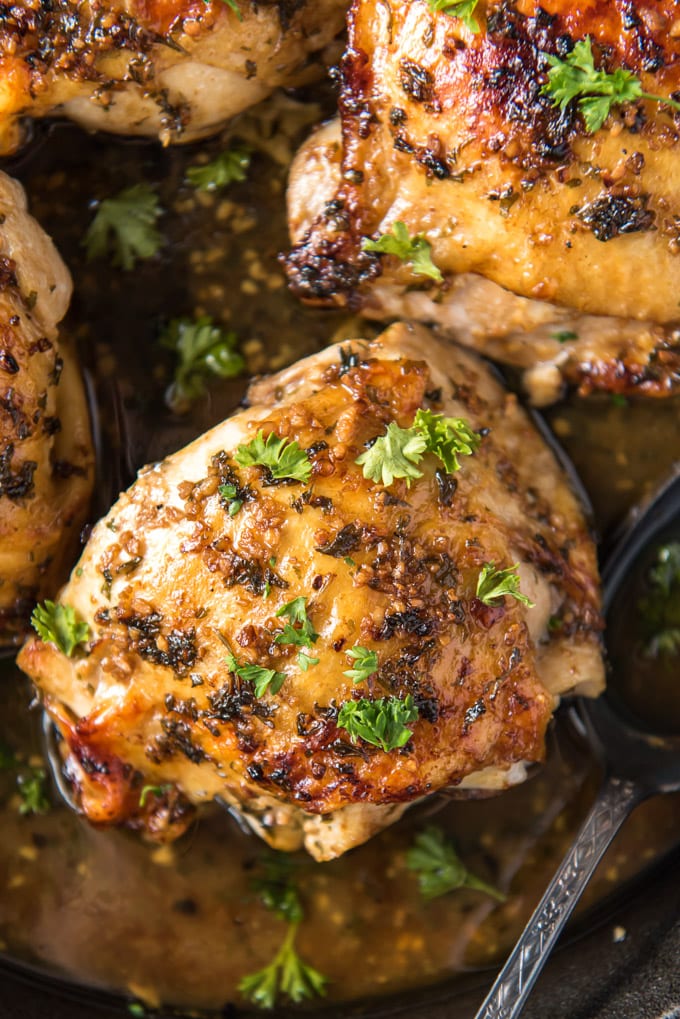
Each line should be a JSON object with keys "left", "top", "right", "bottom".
{"left": 0, "top": 850, "right": 678, "bottom": 1017}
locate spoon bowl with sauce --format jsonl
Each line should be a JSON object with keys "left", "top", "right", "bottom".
{"left": 474, "top": 466, "right": 680, "bottom": 1019}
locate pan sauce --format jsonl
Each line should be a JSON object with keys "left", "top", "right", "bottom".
{"left": 0, "top": 110, "right": 679, "bottom": 1012}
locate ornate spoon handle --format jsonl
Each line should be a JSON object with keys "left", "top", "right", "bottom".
{"left": 474, "top": 775, "right": 643, "bottom": 1019}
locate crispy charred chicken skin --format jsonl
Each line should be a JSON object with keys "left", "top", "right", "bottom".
{"left": 0, "top": 0, "right": 347, "bottom": 155}
{"left": 285, "top": 0, "right": 680, "bottom": 404}
{"left": 18, "top": 323, "right": 603, "bottom": 859}
{"left": 0, "top": 172, "right": 93, "bottom": 645}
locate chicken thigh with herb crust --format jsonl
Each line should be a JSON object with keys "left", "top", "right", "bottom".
{"left": 285, "top": 0, "right": 680, "bottom": 403}
{"left": 0, "top": 0, "right": 347, "bottom": 155}
{"left": 18, "top": 322, "right": 604, "bottom": 860}
{"left": 0, "top": 172, "right": 93, "bottom": 645}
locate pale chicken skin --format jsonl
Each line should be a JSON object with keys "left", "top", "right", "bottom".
{"left": 0, "top": 173, "right": 93, "bottom": 645}
{"left": 285, "top": 0, "right": 680, "bottom": 401}
{"left": 0, "top": 0, "right": 348, "bottom": 155}
{"left": 18, "top": 323, "right": 603, "bottom": 860}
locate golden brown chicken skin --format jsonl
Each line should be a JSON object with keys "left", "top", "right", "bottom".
{"left": 0, "top": 0, "right": 347, "bottom": 155}
{"left": 285, "top": 0, "right": 680, "bottom": 399}
{"left": 18, "top": 323, "right": 603, "bottom": 860}
{"left": 0, "top": 172, "right": 93, "bottom": 645}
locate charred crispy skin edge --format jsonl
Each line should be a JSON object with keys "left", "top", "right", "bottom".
{"left": 284, "top": 0, "right": 680, "bottom": 318}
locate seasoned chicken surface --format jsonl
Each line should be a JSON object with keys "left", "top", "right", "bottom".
{"left": 0, "top": 0, "right": 347, "bottom": 155}
{"left": 18, "top": 323, "right": 603, "bottom": 860}
{"left": 285, "top": 1, "right": 680, "bottom": 401}
{"left": 0, "top": 172, "right": 93, "bottom": 645}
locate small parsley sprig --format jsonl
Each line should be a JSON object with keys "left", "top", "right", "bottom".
{"left": 274, "top": 597, "right": 319, "bottom": 650}
{"left": 239, "top": 853, "right": 327, "bottom": 1009}
{"left": 226, "top": 650, "right": 286, "bottom": 697}
{"left": 426, "top": 0, "right": 480, "bottom": 32}
{"left": 160, "top": 316, "right": 244, "bottom": 413}
{"left": 343, "top": 645, "right": 379, "bottom": 683}
{"left": 338, "top": 695, "right": 419, "bottom": 753}
{"left": 476, "top": 562, "right": 534, "bottom": 607}
{"left": 362, "top": 221, "right": 443, "bottom": 282}
{"left": 84, "top": 183, "right": 163, "bottom": 270}
{"left": 31, "top": 601, "right": 90, "bottom": 657}
{"left": 357, "top": 410, "right": 480, "bottom": 487}
{"left": 235, "top": 431, "right": 312, "bottom": 484}
{"left": 542, "top": 36, "right": 680, "bottom": 133}
{"left": 17, "top": 767, "right": 50, "bottom": 816}
{"left": 187, "top": 147, "right": 251, "bottom": 191}
{"left": 638, "top": 542, "right": 680, "bottom": 659}
{"left": 407, "top": 826, "right": 506, "bottom": 901}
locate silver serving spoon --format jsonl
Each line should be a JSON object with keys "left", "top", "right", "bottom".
{"left": 474, "top": 466, "right": 680, "bottom": 1019}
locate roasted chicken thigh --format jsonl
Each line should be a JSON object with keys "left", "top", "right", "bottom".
{"left": 19, "top": 323, "right": 603, "bottom": 859}
{"left": 285, "top": 0, "right": 680, "bottom": 403}
{"left": 0, "top": 172, "right": 93, "bottom": 644}
{"left": 0, "top": 0, "right": 347, "bottom": 155}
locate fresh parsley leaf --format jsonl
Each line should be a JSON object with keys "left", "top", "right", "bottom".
{"left": 426, "top": 0, "right": 480, "bottom": 32}
{"left": 476, "top": 562, "right": 535, "bottom": 607}
{"left": 542, "top": 36, "right": 680, "bottom": 133}
{"left": 362, "top": 221, "right": 443, "bottom": 282}
{"left": 138, "top": 784, "right": 170, "bottom": 808}
{"left": 187, "top": 147, "right": 250, "bottom": 191}
{"left": 407, "top": 826, "right": 506, "bottom": 901}
{"left": 337, "top": 695, "right": 419, "bottom": 752}
{"left": 84, "top": 184, "right": 163, "bottom": 270}
{"left": 17, "top": 767, "right": 50, "bottom": 816}
{"left": 551, "top": 330, "right": 579, "bottom": 343}
{"left": 413, "top": 409, "right": 481, "bottom": 474}
{"left": 235, "top": 431, "right": 312, "bottom": 484}
{"left": 251, "top": 852, "right": 303, "bottom": 925}
{"left": 343, "top": 645, "right": 379, "bottom": 683}
{"left": 226, "top": 650, "right": 286, "bottom": 697}
{"left": 356, "top": 422, "right": 427, "bottom": 487}
{"left": 297, "top": 651, "right": 319, "bottom": 671}
{"left": 160, "top": 316, "right": 244, "bottom": 413}
{"left": 274, "top": 597, "right": 319, "bottom": 650}
{"left": 127, "top": 1004, "right": 146, "bottom": 1018}
{"left": 31, "top": 601, "right": 90, "bottom": 657}
{"left": 239, "top": 925, "right": 327, "bottom": 1009}
{"left": 218, "top": 482, "right": 244, "bottom": 516}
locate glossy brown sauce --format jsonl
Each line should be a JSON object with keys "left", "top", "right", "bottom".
{"left": 0, "top": 102, "right": 679, "bottom": 1012}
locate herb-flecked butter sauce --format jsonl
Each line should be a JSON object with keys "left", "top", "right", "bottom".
{"left": 1, "top": 97, "right": 680, "bottom": 1013}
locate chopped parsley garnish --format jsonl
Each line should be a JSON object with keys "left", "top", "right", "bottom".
{"left": 17, "top": 767, "right": 50, "bottom": 816}
{"left": 127, "top": 1004, "right": 146, "bottom": 1018}
{"left": 426, "top": 0, "right": 480, "bottom": 32}
{"left": 226, "top": 650, "right": 286, "bottom": 697}
{"left": 412, "top": 409, "right": 481, "bottom": 474}
{"left": 551, "top": 330, "right": 579, "bottom": 343}
{"left": 212, "top": 0, "right": 243, "bottom": 19}
{"left": 362, "top": 221, "right": 443, "bottom": 282}
{"left": 84, "top": 183, "right": 163, "bottom": 270}
{"left": 343, "top": 645, "right": 379, "bottom": 684}
{"left": 296, "top": 651, "right": 319, "bottom": 671}
{"left": 274, "top": 597, "right": 319, "bottom": 650}
{"left": 542, "top": 36, "right": 680, "bottom": 133}
{"left": 337, "top": 695, "right": 419, "bottom": 753}
{"left": 218, "top": 483, "right": 244, "bottom": 516}
{"left": 235, "top": 431, "right": 312, "bottom": 484}
{"left": 357, "top": 410, "right": 480, "bottom": 487}
{"left": 639, "top": 542, "right": 680, "bottom": 659}
{"left": 240, "top": 853, "right": 328, "bottom": 1008}
{"left": 251, "top": 852, "right": 303, "bottom": 924}
{"left": 407, "top": 826, "right": 506, "bottom": 901}
{"left": 187, "top": 147, "right": 250, "bottom": 191}
{"left": 138, "top": 784, "right": 170, "bottom": 808}
{"left": 357, "top": 422, "right": 427, "bottom": 487}
{"left": 31, "top": 601, "right": 90, "bottom": 657}
{"left": 160, "top": 316, "right": 244, "bottom": 413}
{"left": 239, "top": 925, "right": 327, "bottom": 1009}
{"left": 476, "top": 562, "right": 535, "bottom": 607}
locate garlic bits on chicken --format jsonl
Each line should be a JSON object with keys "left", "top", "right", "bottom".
{"left": 18, "top": 323, "right": 604, "bottom": 860}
